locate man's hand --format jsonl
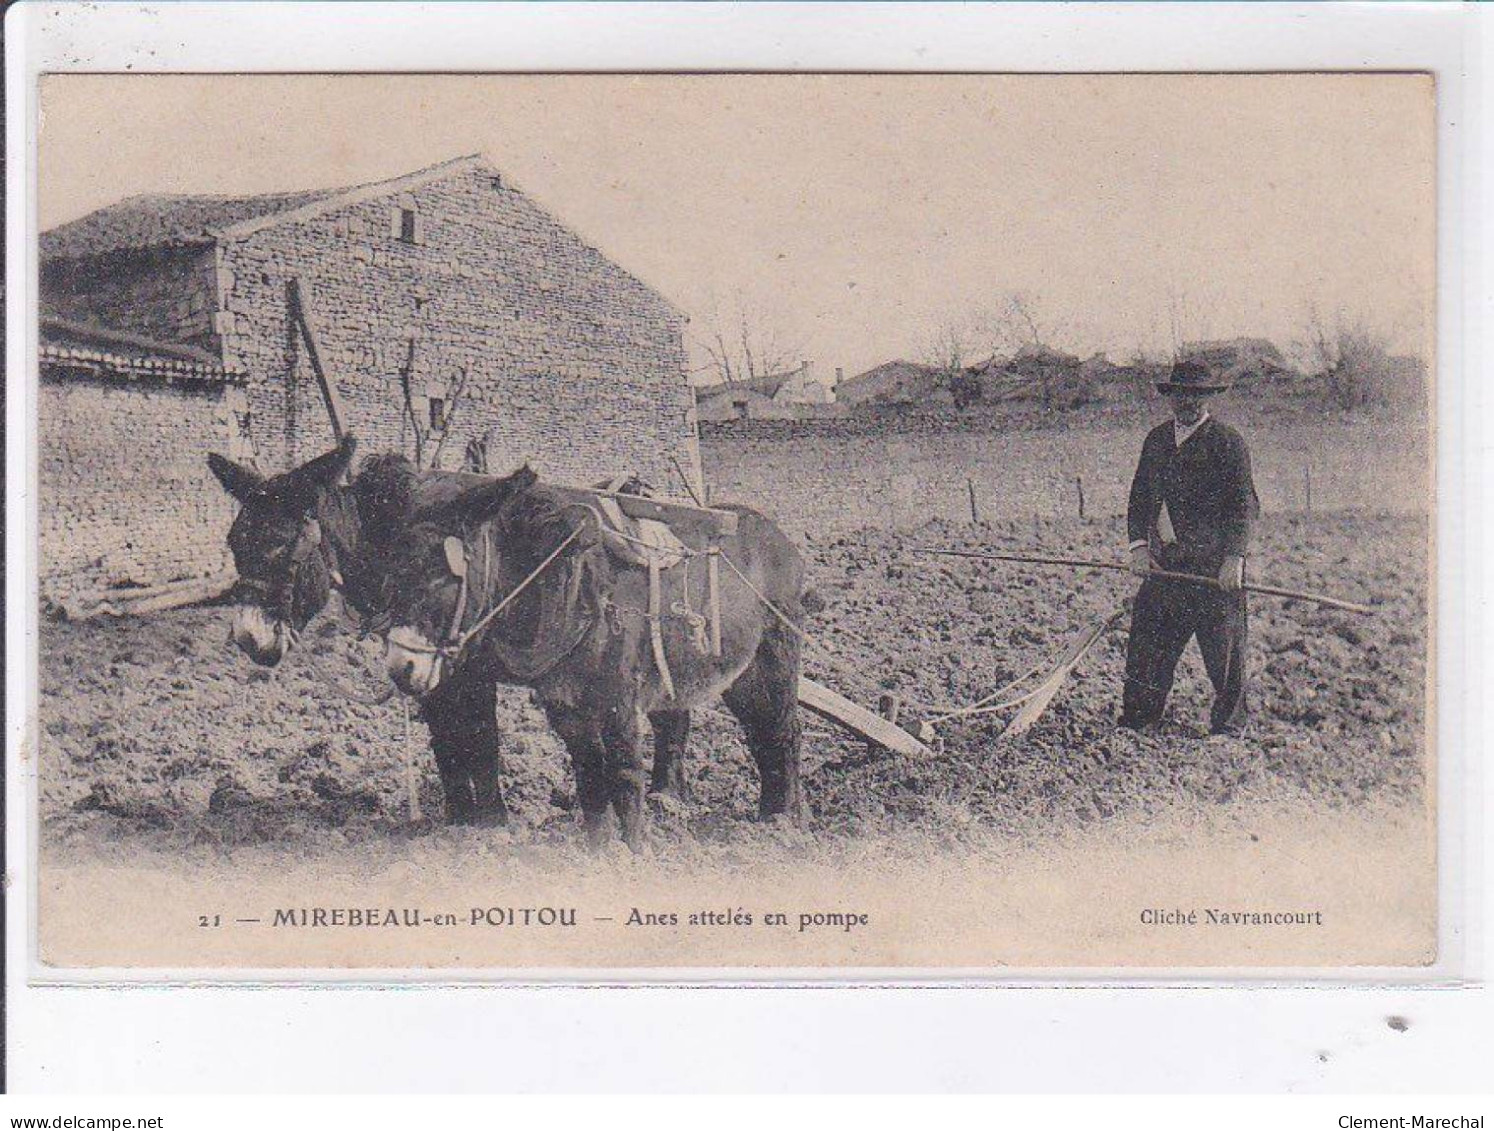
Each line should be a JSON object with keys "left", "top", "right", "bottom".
{"left": 1219, "top": 555, "right": 1244, "bottom": 592}
{"left": 1129, "top": 545, "right": 1153, "bottom": 578}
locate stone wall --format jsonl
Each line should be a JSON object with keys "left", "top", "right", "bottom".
{"left": 699, "top": 409, "right": 1432, "bottom": 540}
{"left": 219, "top": 164, "right": 701, "bottom": 495}
{"left": 39, "top": 371, "right": 239, "bottom": 607}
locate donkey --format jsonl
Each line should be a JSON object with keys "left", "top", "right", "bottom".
{"left": 376, "top": 462, "right": 809, "bottom": 849}
{"left": 208, "top": 437, "right": 514, "bottom": 824}
{"left": 207, "top": 438, "right": 694, "bottom": 825}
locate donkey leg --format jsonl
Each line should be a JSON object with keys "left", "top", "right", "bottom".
{"left": 544, "top": 704, "right": 612, "bottom": 849}
{"left": 647, "top": 709, "right": 692, "bottom": 802}
{"left": 722, "top": 627, "right": 805, "bottom": 823}
{"left": 421, "top": 673, "right": 508, "bottom": 826}
{"left": 420, "top": 681, "right": 477, "bottom": 823}
{"left": 456, "top": 677, "right": 509, "bottom": 827}
{"left": 602, "top": 705, "right": 648, "bottom": 852}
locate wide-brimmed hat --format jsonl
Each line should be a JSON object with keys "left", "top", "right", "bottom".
{"left": 1155, "top": 359, "right": 1230, "bottom": 395}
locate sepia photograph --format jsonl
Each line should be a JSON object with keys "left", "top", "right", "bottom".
{"left": 29, "top": 71, "right": 1436, "bottom": 972}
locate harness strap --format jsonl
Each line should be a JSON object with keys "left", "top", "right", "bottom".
{"left": 445, "top": 554, "right": 470, "bottom": 651}
{"left": 397, "top": 524, "right": 589, "bottom": 661}
{"left": 648, "top": 559, "right": 676, "bottom": 700}
{"left": 454, "top": 524, "right": 587, "bottom": 657}
{"left": 706, "top": 547, "right": 722, "bottom": 655}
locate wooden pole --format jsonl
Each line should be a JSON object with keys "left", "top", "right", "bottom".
{"left": 873, "top": 693, "right": 902, "bottom": 754}
{"left": 798, "top": 676, "right": 932, "bottom": 758}
{"left": 1076, "top": 474, "right": 1086, "bottom": 520}
{"left": 1305, "top": 463, "right": 1313, "bottom": 514}
{"left": 287, "top": 277, "right": 347, "bottom": 446}
{"left": 967, "top": 477, "right": 979, "bottom": 524}
{"left": 671, "top": 455, "right": 705, "bottom": 507}
{"left": 906, "top": 545, "right": 1376, "bottom": 615}
{"left": 878, "top": 692, "right": 902, "bottom": 725}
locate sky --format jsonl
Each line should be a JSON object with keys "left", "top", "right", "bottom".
{"left": 39, "top": 73, "right": 1434, "bottom": 381}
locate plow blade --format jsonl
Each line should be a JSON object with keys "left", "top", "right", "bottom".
{"left": 798, "top": 676, "right": 933, "bottom": 759}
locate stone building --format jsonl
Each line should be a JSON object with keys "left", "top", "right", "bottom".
{"left": 693, "top": 362, "right": 836, "bottom": 423}
{"left": 835, "top": 360, "right": 948, "bottom": 408}
{"left": 39, "top": 154, "right": 700, "bottom": 610}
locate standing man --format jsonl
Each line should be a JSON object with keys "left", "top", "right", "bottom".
{"left": 1120, "top": 359, "right": 1260, "bottom": 736}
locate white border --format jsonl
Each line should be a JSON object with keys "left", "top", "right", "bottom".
{"left": 6, "top": 1, "right": 1490, "bottom": 1092}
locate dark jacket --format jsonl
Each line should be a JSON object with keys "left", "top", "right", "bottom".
{"left": 1126, "top": 417, "right": 1260, "bottom": 572}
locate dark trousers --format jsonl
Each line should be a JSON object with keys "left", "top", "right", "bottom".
{"left": 1121, "top": 577, "right": 1248, "bottom": 734}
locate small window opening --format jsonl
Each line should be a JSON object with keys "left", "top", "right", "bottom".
{"left": 399, "top": 208, "right": 417, "bottom": 244}
{"left": 428, "top": 397, "right": 446, "bottom": 433}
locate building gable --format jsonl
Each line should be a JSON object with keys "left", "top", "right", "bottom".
{"left": 215, "top": 159, "right": 697, "bottom": 488}
{"left": 38, "top": 155, "right": 704, "bottom": 610}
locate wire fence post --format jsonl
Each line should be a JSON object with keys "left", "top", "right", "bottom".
{"left": 967, "top": 477, "right": 979, "bottom": 524}
{"left": 1076, "top": 474, "right": 1086, "bottom": 520}
{"left": 1305, "top": 463, "right": 1313, "bottom": 515}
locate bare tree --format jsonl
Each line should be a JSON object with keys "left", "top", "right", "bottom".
{"left": 425, "top": 365, "right": 473, "bottom": 470}
{"left": 1295, "top": 306, "right": 1400, "bottom": 411}
{"left": 692, "top": 292, "right": 805, "bottom": 387}
{"left": 920, "top": 311, "right": 995, "bottom": 409}
{"left": 399, "top": 339, "right": 476, "bottom": 469}
{"left": 398, "top": 339, "right": 426, "bottom": 468}
{"left": 986, "top": 292, "right": 1076, "bottom": 410}
{"left": 922, "top": 310, "right": 995, "bottom": 370}
{"left": 923, "top": 293, "right": 1089, "bottom": 410}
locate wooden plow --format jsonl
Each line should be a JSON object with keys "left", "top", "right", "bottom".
{"left": 798, "top": 676, "right": 934, "bottom": 758}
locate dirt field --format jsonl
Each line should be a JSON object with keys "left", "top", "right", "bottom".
{"left": 36, "top": 507, "right": 1427, "bottom": 869}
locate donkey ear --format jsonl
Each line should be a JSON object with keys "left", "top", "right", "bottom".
{"left": 207, "top": 452, "right": 266, "bottom": 501}
{"left": 275, "top": 434, "right": 358, "bottom": 501}
{"left": 424, "top": 464, "right": 539, "bottom": 527}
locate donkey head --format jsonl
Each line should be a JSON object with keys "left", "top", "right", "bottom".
{"left": 383, "top": 464, "right": 539, "bottom": 697}
{"left": 208, "top": 436, "right": 357, "bottom": 666}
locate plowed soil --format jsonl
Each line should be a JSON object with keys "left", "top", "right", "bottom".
{"left": 36, "top": 511, "right": 1427, "bottom": 867}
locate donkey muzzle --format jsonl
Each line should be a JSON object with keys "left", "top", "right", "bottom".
{"left": 386, "top": 627, "right": 443, "bottom": 697}
{"left": 232, "top": 605, "right": 288, "bottom": 667}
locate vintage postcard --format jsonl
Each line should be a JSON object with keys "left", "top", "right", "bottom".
{"left": 28, "top": 72, "right": 1437, "bottom": 974}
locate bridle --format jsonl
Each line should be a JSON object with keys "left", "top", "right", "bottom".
{"left": 232, "top": 511, "right": 345, "bottom": 638}
{"left": 392, "top": 521, "right": 589, "bottom": 677}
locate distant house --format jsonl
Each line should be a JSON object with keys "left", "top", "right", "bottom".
{"left": 694, "top": 360, "right": 835, "bottom": 421}
{"left": 771, "top": 361, "right": 836, "bottom": 406}
{"left": 695, "top": 382, "right": 799, "bottom": 423}
{"left": 835, "top": 360, "right": 947, "bottom": 407}
{"left": 964, "top": 344, "right": 1098, "bottom": 405}
{"left": 39, "top": 153, "right": 698, "bottom": 610}
{"left": 1181, "top": 338, "right": 1294, "bottom": 384}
